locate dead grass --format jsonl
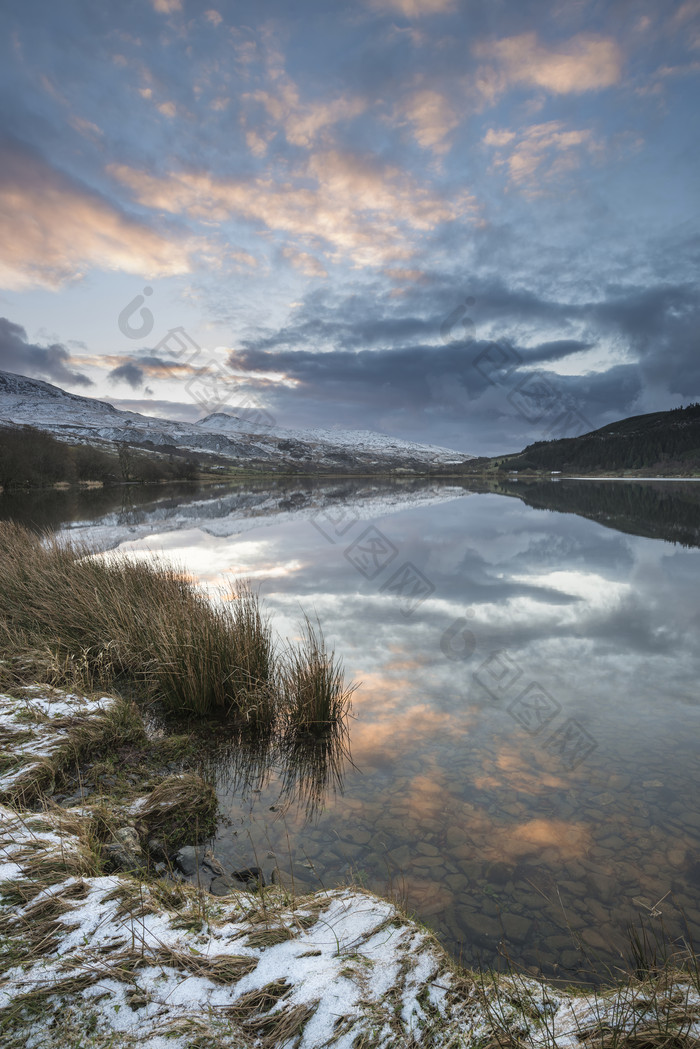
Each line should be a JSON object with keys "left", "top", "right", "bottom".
{"left": 224, "top": 977, "right": 291, "bottom": 1018}
{"left": 134, "top": 772, "right": 217, "bottom": 850}
{"left": 0, "top": 523, "right": 355, "bottom": 735}
{"left": 0, "top": 523, "right": 276, "bottom": 722}
{"left": 281, "top": 614, "right": 356, "bottom": 736}
{"left": 1, "top": 695, "right": 146, "bottom": 806}
{"left": 152, "top": 945, "right": 258, "bottom": 984}
{"left": 245, "top": 925, "right": 298, "bottom": 948}
{"left": 238, "top": 999, "right": 319, "bottom": 1046}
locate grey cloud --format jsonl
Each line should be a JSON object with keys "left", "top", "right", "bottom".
{"left": 107, "top": 398, "right": 205, "bottom": 423}
{"left": 0, "top": 317, "right": 92, "bottom": 387}
{"left": 108, "top": 362, "right": 145, "bottom": 389}
{"left": 229, "top": 275, "right": 696, "bottom": 452}
{"left": 107, "top": 356, "right": 179, "bottom": 390}
{"left": 136, "top": 356, "right": 179, "bottom": 370}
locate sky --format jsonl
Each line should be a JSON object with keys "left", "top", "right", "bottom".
{"left": 0, "top": 0, "right": 698, "bottom": 456}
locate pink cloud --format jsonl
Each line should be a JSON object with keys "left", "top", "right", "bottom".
{"left": 366, "top": 0, "right": 456, "bottom": 16}
{"left": 110, "top": 149, "right": 475, "bottom": 268}
{"left": 0, "top": 142, "right": 192, "bottom": 290}
{"left": 475, "top": 32, "right": 622, "bottom": 96}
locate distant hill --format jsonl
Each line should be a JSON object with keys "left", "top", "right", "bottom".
{"left": 0, "top": 370, "right": 475, "bottom": 480}
{"left": 505, "top": 404, "right": 700, "bottom": 475}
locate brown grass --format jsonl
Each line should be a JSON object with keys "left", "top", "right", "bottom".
{"left": 0, "top": 523, "right": 355, "bottom": 735}
{"left": 281, "top": 615, "right": 356, "bottom": 736}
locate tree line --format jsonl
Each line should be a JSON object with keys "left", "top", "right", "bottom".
{"left": 508, "top": 403, "right": 700, "bottom": 473}
{"left": 0, "top": 425, "right": 200, "bottom": 488}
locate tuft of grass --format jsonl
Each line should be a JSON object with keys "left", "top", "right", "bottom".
{"left": 0, "top": 524, "right": 358, "bottom": 731}
{"left": 146, "top": 581, "right": 277, "bottom": 727}
{"left": 281, "top": 615, "right": 356, "bottom": 736}
{"left": 135, "top": 772, "right": 217, "bottom": 851}
{"left": 0, "top": 523, "right": 274, "bottom": 722}
{"left": 238, "top": 999, "right": 319, "bottom": 1047}
{"left": 3, "top": 695, "right": 147, "bottom": 807}
{"left": 223, "top": 977, "right": 291, "bottom": 1020}
{"left": 245, "top": 925, "right": 298, "bottom": 949}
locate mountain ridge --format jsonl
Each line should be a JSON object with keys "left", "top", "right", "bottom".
{"left": 0, "top": 370, "right": 475, "bottom": 474}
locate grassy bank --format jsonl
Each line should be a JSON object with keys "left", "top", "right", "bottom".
{"left": 0, "top": 522, "right": 354, "bottom": 733}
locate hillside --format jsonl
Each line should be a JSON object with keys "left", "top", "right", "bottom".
{"left": 0, "top": 371, "right": 475, "bottom": 477}
{"left": 504, "top": 403, "right": 700, "bottom": 475}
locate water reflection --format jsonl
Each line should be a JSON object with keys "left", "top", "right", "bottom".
{"left": 192, "top": 719, "right": 352, "bottom": 823}
{"left": 277, "top": 730, "right": 353, "bottom": 821}
{"left": 2, "top": 476, "right": 700, "bottom": 983}
{"left": 495, "top": 477, "right": 700, "bottom": 548}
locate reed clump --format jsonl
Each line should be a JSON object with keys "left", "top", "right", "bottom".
{"left": 281, "top": 615, "right": 356, "bottom": 736}
{"left": 0, "top": 522, "right": 353, "bottom": 734}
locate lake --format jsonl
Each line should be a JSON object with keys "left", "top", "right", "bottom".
{"left": 3, "top": 476, "right": 700, "bottom": 984}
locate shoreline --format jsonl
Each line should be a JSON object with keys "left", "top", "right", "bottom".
{"left": 2, "top": 471, "right": 700, "bottom": 497}
{"left": 2, "top": 684, "right": 700, "bottom": 1048}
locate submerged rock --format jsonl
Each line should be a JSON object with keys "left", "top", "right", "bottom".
{"left": 209, "top": 875, "right": 237, "bottom": 896}
{"left": 232, "top": 866, "right": 266, "bottom": 889}
{"left": 174, "top": 844, "right": 232, "bottom": 885}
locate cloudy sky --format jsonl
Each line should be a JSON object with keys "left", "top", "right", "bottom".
{"left": 0, "top": 0, "right": 698, "bottom": 455}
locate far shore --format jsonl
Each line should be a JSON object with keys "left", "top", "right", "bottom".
{"left": 2, "top": 469, "right": 700, "bottom": 496}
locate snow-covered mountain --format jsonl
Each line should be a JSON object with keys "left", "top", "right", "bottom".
{"left": 0, "top": 371, "right": 475, "bottom": 473}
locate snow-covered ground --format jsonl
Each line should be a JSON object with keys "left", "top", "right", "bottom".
{"left": 0, "top": 687, "right": 120, "bottom": 798}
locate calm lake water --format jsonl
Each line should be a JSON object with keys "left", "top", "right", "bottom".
{"left": 3, "top": 476, "right": 700, "bottom": 983}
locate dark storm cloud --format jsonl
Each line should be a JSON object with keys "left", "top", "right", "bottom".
{"left": 137, "top": 356, "right": 179, "bottom": 370}
{"left": 595, "top": 283, "right": 700, "bottom": 396}
{"left": 228, "top": 330, "right": 642, "bottom": 454}
{"left": 237, "top": 278, "right": 583, "bottom": 356}
{"left": 224, "top": 272, "right": 700, "bottom": 450}
{"left": 233, "top": 276, "right": 697, "bottom": 411}
{"left": 0, "top": 317, "right": 92, "bottom": 387}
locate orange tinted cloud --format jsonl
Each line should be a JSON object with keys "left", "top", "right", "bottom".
{"left": 366, "top": 0, "right": 456, "bottom": 15}
{"left": 0, "top": 143, "right": 191, "bottom": 290}
{"left": 484, "top": 121, "right": 602, "bottom": 195}
{"left": 282, "top": 247, "right": 328, "bottom": 278}
{"left": 110, "top": 149, "right": 474, "bottom": 267}
{"left": 397, "top": 88, "right": 459, "bottom": 154}
{"left": 476, "top": 32, "right": 622, "bottom": 96}
{"left": 247, "top": 83, "right": 367, "bottom": 150}
{"left": 151, "top": 0, "right": 182, "bottom": 12}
